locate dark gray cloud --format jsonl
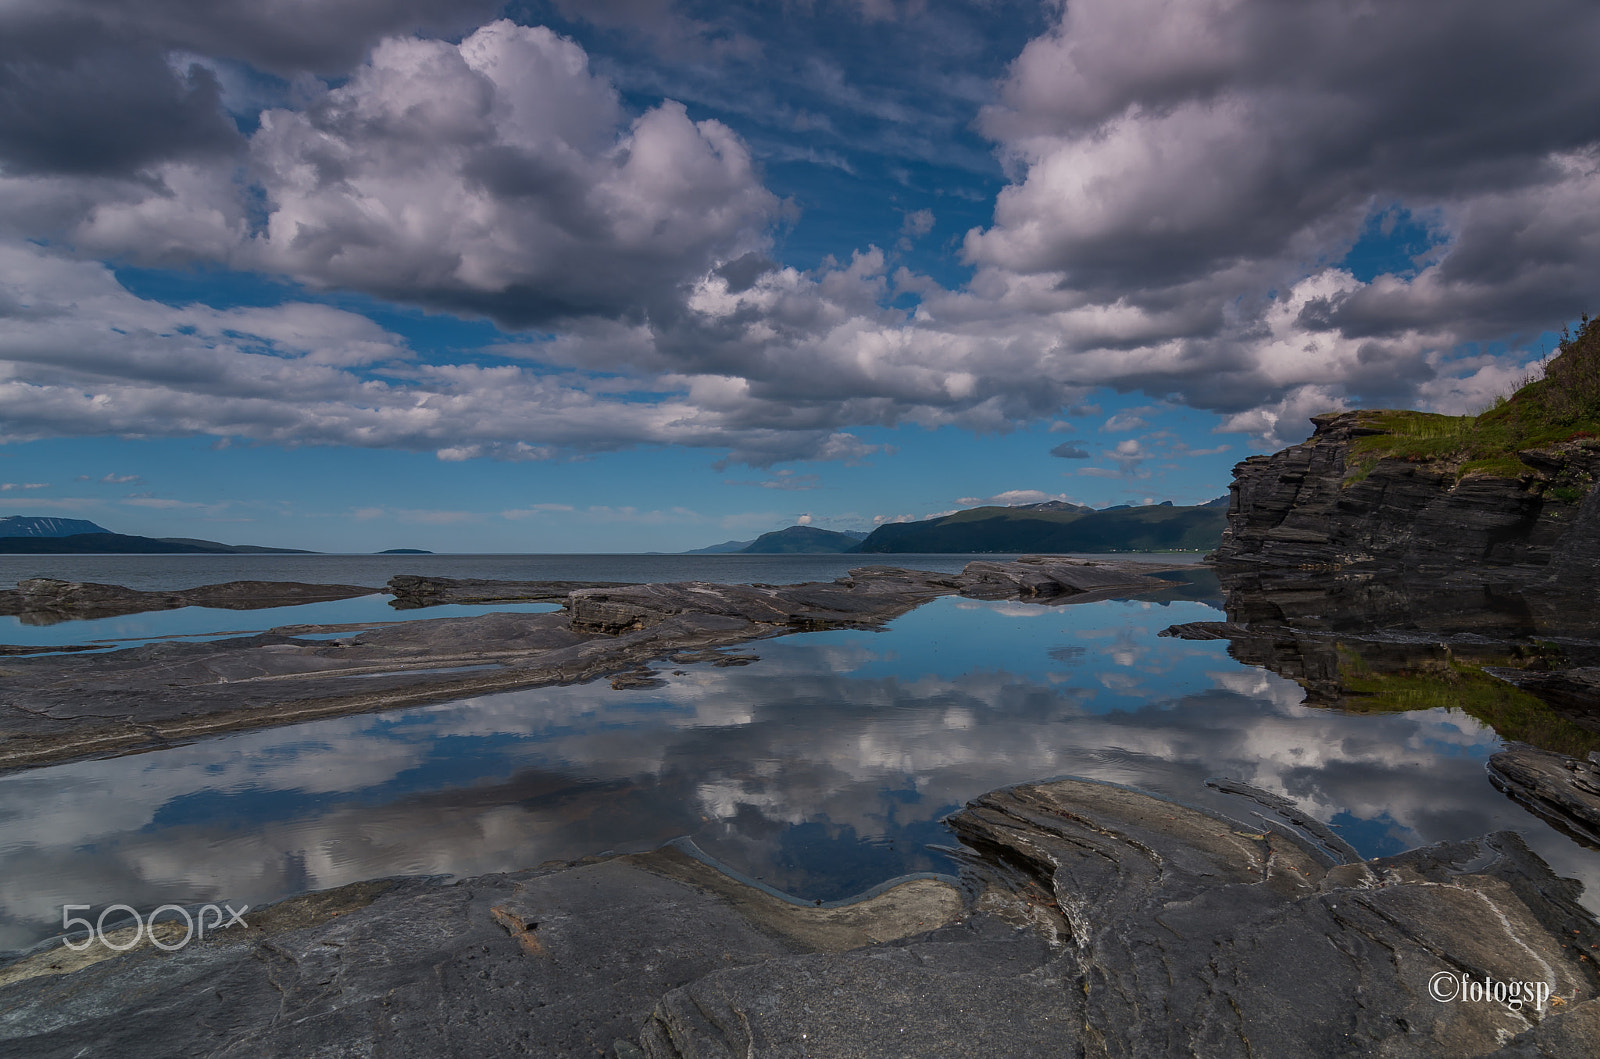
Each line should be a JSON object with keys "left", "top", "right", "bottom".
{"left": 0, "top": 1, "right": 506, "bottom": 177}
{"left": 0, "top": 12, "right": 240, "bottom": 175}
{"left": 1050, "top": 443, "right": 1089, "bottom": 459}
{"left": 46, "top": 0, "right": 504, "bottom": 75}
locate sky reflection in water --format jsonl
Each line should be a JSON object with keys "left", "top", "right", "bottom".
{"left": 2, "top": 592, "right": 1595, "bottom": 951}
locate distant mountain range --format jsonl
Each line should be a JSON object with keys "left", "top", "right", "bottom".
{"left": 684, "top": 538, "right": 757, "bottom": 554}
{"left": 685, "top": 498, "right": 1229, "bottom": 555}
{"left": 857, "top": 497, "right": 1229, "bottom": 553}
{"left": 739, "top": 527, "right": 870, "bottom": 553}
{"left": 0, "top": 516, "right": 312, "bottom": 554}
{"left": 685, "top": 528, "right": 871, "bottom": 554}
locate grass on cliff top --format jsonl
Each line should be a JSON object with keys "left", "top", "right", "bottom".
{"left": 1336, "top": 647, "right": 1600, "bottom": 758}
{"left": 1344, "top": 313, "right": 1600, "bottom": 482}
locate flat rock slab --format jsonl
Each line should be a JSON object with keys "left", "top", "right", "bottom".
{"left": 0, "top": 609, "right": 769, "bottom": 771}
{"left": 953, "top": 556, "right": 1178, "bottom": 601}
{"left": 934, "top": 777, "right": 1600, "bottom": 1059}
{"left": 0, "top": 578, "right": 375, "bottom": 625}
{"left": 3, "top": 778, "right": 1597, "bottom": 1058}
{"left": 387, "top": 574, "right": 637, "bottom": 608}
{"left": 0, "top": 846, "right": 964, "bottom": 1059}
{"left": 567, "top": 571, "right": 953, "bottom": 633}
{"left": 1490, "top": 744, "right": 1600, "bottom": 847}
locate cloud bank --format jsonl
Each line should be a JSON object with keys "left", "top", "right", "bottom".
{"left": 3, "top": 0, "right": 1598, "bottom": 463}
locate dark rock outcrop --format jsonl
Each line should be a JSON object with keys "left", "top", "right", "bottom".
{"left": 0, "top": 578, "right": 374, "bottom": 625}
{"left": 1203, "top": 411, "right": 1600, "bottom": 738}
{"left": 0, "top": 843, "right": 964, "bottom": 1059}
{"left": 1214, "top": 410, "right": 1600, "bottom": 587}
{"left": 952, "top": 556, "right": 1178, "bottom": 600}
{"left": 1489, "top": 745, "right": 1600, "bottom": 847}
{"left": 386, "top": 574, "right": 635, "bottom": 608}
{"left": 566, "top": 567, "right": 958, "bottom": 633}
{"left": 4, "top": 778, "right": 1596, "bottom": 1057}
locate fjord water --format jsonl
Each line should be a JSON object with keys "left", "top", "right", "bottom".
{"left": 1, "top": 556, "right": 1596, "bottom": 953}
{"left": 0, "top": 551, "right": 1049, "bottom": 592}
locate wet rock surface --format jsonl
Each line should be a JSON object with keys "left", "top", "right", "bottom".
{"left": 0, "top": 577, "right": 374, "bottom": 625}
{"left": 3, "top": 777, "right": 1595, "bottom": 1058}
{"left": 943, "top": 779, "right": 1600, "bottom": 1058}
{"left": 386, "top": 574, "right": 636, "bottom": 608}
{"left": 0, "top": 560, "right": 1178, "bottom": 772}
{"left": 1490, "top": 745, "right": 1600, "bottom": 848}
{"left": 948, "top": 555, "right": 1179, "bottom": 600}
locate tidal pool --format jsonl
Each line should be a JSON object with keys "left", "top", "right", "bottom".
{"left": 2, "top": 589, "right": 1595, "bottom": 953}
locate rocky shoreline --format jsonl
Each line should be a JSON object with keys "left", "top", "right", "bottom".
{"left": 1190, "top": 408, "right": 1600, "bottom": 851}
{"left": 1213, "top": 409, "right": 1600, "bottom": 589}
{"left": 0, "top": 558, "right": 1180, "bottom": 773}
{"left": 0, "top": 576, "right": 374, "bottom": 626}
{"left": 6, "top": 541, "right": 1600, "bottom": 1053}
{"left": 3, "top": 775, "right": 1595, "bottom": 1057}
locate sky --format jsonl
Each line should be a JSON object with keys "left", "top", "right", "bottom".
{"left": 2, "top": 0, "right": 1598, "bottom": 553}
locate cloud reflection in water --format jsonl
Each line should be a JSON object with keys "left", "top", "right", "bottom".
{"left": 1, "top": 594, "right": 1594, "bottom": 952}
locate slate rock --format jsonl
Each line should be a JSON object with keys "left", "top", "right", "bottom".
{"left": 3, "top": 779, "right": 1597, "bottom": 1057}
{"left": 0, "top": 578, "right": 373, "bottom": 625}
{"left": 1489, "top": 744, "right": 1600, "bottom": 847}
{"left": 1212, "top": 410, "right": 1600, "bottom": 596}
{"left": 386, "top": 575, "right": 636, "bottom": 608}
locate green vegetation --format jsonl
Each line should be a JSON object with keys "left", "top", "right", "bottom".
{"left": 855, "top": 499, "right": 1228, "bottom": 554}
{"left": 1343, "top": 313, "right": 1600, "bottom": 487}
{"left": 1336, "top": 647, "right": 1600, "bottom": 758}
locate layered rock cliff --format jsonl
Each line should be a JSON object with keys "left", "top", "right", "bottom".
{"left": 1194, "top": 403, "right": 1600, "bottom": 773}
{"left": 1214, "top": 409, "right": 1600, "bottom": 587}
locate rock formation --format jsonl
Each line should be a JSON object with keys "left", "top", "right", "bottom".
{"left": 2, "top": 777, "right": 1595, "bottom": 1057}
{"left": 1489, "top": 745, "right": 1600, "bottom": 848}
{"left": 0, "top": 578, "right": 374, "bottom": 625}
{"left": 1200, "top": 408, "right": 1600, "bottom": 746}
{"left": 386, "top": 574, "right": 634, "bottom": 608}
{"left": 1213, "top": 410, "right": 1600, "bottom": 587}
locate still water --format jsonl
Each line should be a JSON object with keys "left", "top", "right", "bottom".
{"left": 0, "top": 551, "right": 1103, "bottom": 592}
{"left": 2, "top": 568, "right": 1595, "bottom": 953}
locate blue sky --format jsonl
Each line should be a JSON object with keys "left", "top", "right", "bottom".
{"left": 2, "top": 0, "right": 1597, "bottom": 552}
